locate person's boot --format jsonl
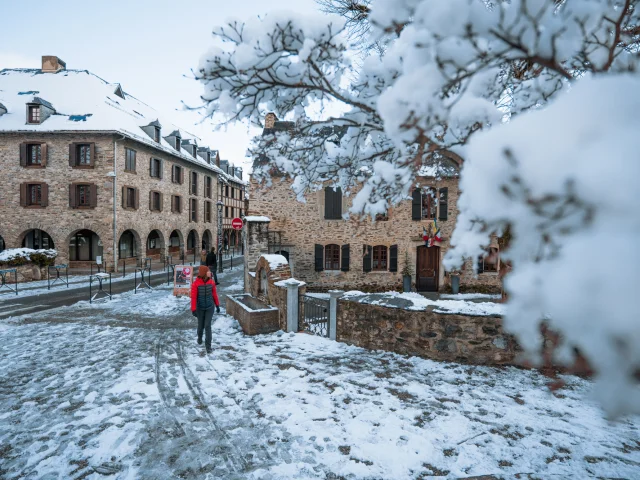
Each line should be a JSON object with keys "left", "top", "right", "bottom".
{"left": 206, "top": 346, "right": 212, "bottom": 354}
{"left": 197, "top": 337, "right": 202, "bottom": 345}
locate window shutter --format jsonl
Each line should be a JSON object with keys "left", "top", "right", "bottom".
{"left": 477, "top": 256, "right": 484, "bottom": 274}
{"left": 20, "top": 143, "right": 27, "bottom": 167}
{"left": 40, "top": 183, "right": 49, "bottom": 207}
{"left": 336, "top": 187, "right": 343, "bottom": 218}
{"left": 324, "top": 188, "right": 333, "bottom": 219}
{"left": 69, "top": 143, "right": 76, "bottom": 167}
{"left": 363, "top": 245, "right": 372, "bottom": 273}
{"left": 149, "top": 190, "right": 153, "bottom": 210}
{"left": 134, "top": 188, "right": 140, "bottom": 210}
{"left": 438, "top": 187, "right": 448, "bottom": 221}
{"left": 412, "top": 189, "right": 421, "bottom": 220}
{"left": 90, "top": 183, "right": 97, "bottom": 208}
{"left": 159, "top": 193, "right": 164, "bottom": 212}
{"left": 341, "top": 244, "right": 350, "bottom": 272}
{"left": 314, "top": 244, "right": 324, "bottom": 272}
{"left": 20, "top": 183, "right": 27, "bottom": 206}
{"left": 180, "top": 168, "right": 184, "bottom": 184}
{"left": 70, "top": 183, "right": 77, "bottom": 208}
{"left": 171, "top": 195, "right": 175, "bottom": 213}
{"left": 41, "top": 144, "right": 48, "bottom": 167}
{"left": 389, "top": 245, "right": 398, "bottom": 272}
{"left": 195, "top": 199, "right": 199, "bottom": 222}
{"left": 158, "top": 159, "right": 163, "bottom": 179}
{"left": 89, "top": 143, "right": 96, "bottom": 167}
{"left": 149, "top": 158, "right": 153, "bottom": 177}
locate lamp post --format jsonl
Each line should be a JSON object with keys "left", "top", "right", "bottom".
{"left": 217, "top": 199, "right": 223, "bottom": 274}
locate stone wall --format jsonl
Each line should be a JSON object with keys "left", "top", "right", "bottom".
{"left": 0, "top": 263, "right": 48, "bottom": 283}
{"left": 336, "top": 300, "right": 518, "bottom": 365}
{"left": 249, "top": 176, "right": 501, "bottom": 293}
{"left": 0, "top": 132, "right": 221, "bottom": 272}
{"left": 243, "top": 219, "right": 270, "bottom": 293}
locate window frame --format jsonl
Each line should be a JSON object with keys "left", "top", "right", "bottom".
{"left": 150, "top": 158, "right": 161, "bottom": 178}
{"left": 76, "top": 184, "right": 91, "bottom": 207}
{"left": 205, "top": 176, "right": 212, "bottom": 198}
{"left": 76, "top": 143, "right": 92, "bottom": 166}
{"left": 372, "top": 246, "right": 388, "bottom": 272}
{"left": 480, "top": 247, "right": 500, "bottom": 273}
{"left": 190, "top": 171, "right": 198, "bottom": 195}
{"left": 26, "top": 143, "right": 42, "bottom": 166}
{"left": 324, "top": 244, "right": 341, "bottom": 271}
{"left": 126, "top": 187, "right": 136, "bottom": 209}
{"left": 205, "top": 201, "right": 212, "bottom": 222}
{"left": 27, "top": 183, "right": 42, "bottom": 206}
{"left": 154, "top": 127, "right": 161, "bottom": 143}
{"left": 421, "top": 187, "right": 437, "bottom": 220}
{"left": 190, "top": 198, "right": 197, "bottom": 222}
{"left": 151, "top": 191, "right": 161, "bottom": 212}
{"left": 125, "top": 148, "right": 136, "bottom": 172}
{"left": 28, "top": 105, "right": 40, "bottom": 124}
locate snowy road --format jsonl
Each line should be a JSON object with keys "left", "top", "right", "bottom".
{"left": 0, "top": 270, "right": 638, "bottom": 479}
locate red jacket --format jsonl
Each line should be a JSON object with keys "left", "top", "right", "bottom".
{"left": 190, "top": 277, "right": 220, "bottom": 311}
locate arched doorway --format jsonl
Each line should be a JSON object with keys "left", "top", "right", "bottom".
{"left": 168, "top": 230, "right": 183, "bottom": 261}
{"left": 118, "top": 230, "right": 138, "bottom": 259}
{"left": 69, "top": 229, "right": 102, "bottom": 261}
{"left": 22, "top": 229, "right": 54, "bottom": 250}
{"left": 202, "top": 230, "right": 212, "bottom": 252}
{"left": 0, "top": 234, "right": 5, "bottom": 252}
{"left": 186, "top": 230, "right": 198, "bottom": 255}
{"left": 146, "top": 230, "right": 164, "bottom": 257}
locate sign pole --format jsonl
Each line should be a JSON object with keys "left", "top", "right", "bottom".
{"left": 217, "top": 199, "right": 223, "bottom": 274}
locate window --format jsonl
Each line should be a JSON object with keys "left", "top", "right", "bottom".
{"left": 172, "top": 165, "right": 182, "bottom": 184}
{"left": 77, "top": 144, "right": 92, "bottom": 165}
{"left": 190, "top": 172, "right": 198, "bottom": 195}
{"left": 240, "top": 208, "right": 243, "bottom": 217}
{"left": 172, "top": 195, "right": 182, "bottom": 213}
{"left": 372, "top": 246, "right": 388, "bottom": 271}
{"left": 324, "top": 186, "right": 343, "bottom": 220}
{"left": 478, "top": 247, "right": 500, "bottom": 273}
{"left": 77, "top": 184, "right": 91, "bottom": 207}
{"left": 28, "top": 105, "right": 40, "bottom": 124}
{"left": 125, "top": 148, "right": 136, "bottom": 172}
{"left": 190, "top": 198, "right": 197, "bottom": 222}
{"left": 151, "top": 191, "right": 161, "bottom": 211}
{"left": 324, "top": 244, "right": 340, "bottom": 270}
{"left": 150, "top": 158, "right": 162, "bottom": 178}
{"left": 27, "top": 184, "right": 42, "bottom": 206}
{"left": 225, "top": 185, "right": 229, "bottom": 197}
{"left": 231, "top": 187, "right": 235, "bottom": 199}
{"left": 412, "top": 187, "right": 438, "bottom": 220}
{"left": 126, "top": 187, "right": 136, "bottom": 208}
{"left": 27, "top": 144, "right": 42, "bottom": 165}
{"left": 225, "top": 206, "right": 229, "bottom": 218}
{"left": 205, "top": 176, "right": 212, "bottom": 198}
{"left": 175, "top": 137, "right": 181, "bottom": 150}
{"left": 205, "top": 201, "right": 212, "bottom": 222}
{"left": 154, "top": 127, "right": 161, "bottom": 142}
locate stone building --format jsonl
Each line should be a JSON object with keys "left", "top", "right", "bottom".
{"left": 218, "top": 159, "right": 247, "bottom": 250}
{"left": 0, "top": 56, "right": 246, "bottom": 271}
{"left": 248, "top": 114, "right": 501, "bottom": 293}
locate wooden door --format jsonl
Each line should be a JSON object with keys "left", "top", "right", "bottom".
{"left": 416, "top": 246, "right": 440, "bottom": 292}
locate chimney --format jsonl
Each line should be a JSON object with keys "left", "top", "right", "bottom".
{"left": 42, "top": 56, "right": 66, "bottom": 73}
{"left": 265, "top": 112, "right": 277, "bottom": 129}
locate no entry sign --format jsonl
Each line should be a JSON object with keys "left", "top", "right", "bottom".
{"left": 231, "top": 218, "right": 243, "bottom": 230}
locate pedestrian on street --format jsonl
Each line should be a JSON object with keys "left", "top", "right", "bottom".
{"left": 191, "top": 266, "right": 220, "bottom": 354}
{"left": 205, "top": 247, "right": 219, "bottom": 285}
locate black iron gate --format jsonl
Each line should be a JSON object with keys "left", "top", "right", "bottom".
{"left": 300, "top": 295, "right": 330, "bottom": 337}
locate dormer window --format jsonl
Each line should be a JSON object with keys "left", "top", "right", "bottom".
{"left": 28, "top": 105, "right": 41, "bottom": 124}
{"left": 175, "top": 137, "right": 181, "bottom": 150}
{"left": 192, "top": 146, "right": 197, "bottom": 158}
{"left": 154, "top": 127, "right": 161, "bottom": 143}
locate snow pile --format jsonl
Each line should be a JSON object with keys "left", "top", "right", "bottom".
{"left": 260, "top": 254, "right": 288, "bottom": 269}
{"left": 0, "top": 248, "right": 57, "bottom": 265}
{"left": 273, "top": 278, "right": 306, "bottom": 287}
{"left": 243, "top": 215, "right": 270, "bottom": 222}
{"left": 342, "top": 291, "right": 504, "bottom": 316}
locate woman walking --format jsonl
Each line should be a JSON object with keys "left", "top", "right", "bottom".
{"left": 191, "top": 266, "right": 220, "bottom": 353}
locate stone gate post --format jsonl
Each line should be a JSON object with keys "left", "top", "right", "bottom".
{"left": 328, "top": 290, "right": 344, "bottom": 341}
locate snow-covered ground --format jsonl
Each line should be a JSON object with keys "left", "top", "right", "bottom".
{"left": 0, "top": 273, "right": 638, "bottom": 479}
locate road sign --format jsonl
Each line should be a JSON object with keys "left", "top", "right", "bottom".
{"left": 231, "top": 218, "right": 243, "bottom": 230}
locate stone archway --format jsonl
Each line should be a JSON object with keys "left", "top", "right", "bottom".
{"left": 168, "top": 230, "right": 183, "bottom": 262}
{"left": 20, "top": 228, "right": 55, "bottom": 250}
{"left": 118, "top": 229, "right": 141, "bottom": 262}
{"left": 146, "top": 230, "right": 165, "bottom": 259}
{"left": 68, "top": 229, "right": 103, "bottom": 263}
{"left": 202, "top": 229, "right": 213, "bottom": 252}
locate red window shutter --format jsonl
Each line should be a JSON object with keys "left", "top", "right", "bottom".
{"left": 90, "top": 184, "right": 98, "bottom": 207}
{"left": 41, "top": 183, "right": 49, "bottom": 207}
{"left": 69, "top": 143, "right": 76, "bottom": 167}
{"left": 69, "top": 183, "right": 77, "bottom": 208}
{"left": 121, "top": 186, "right": 126, "bottom": 208}
{"left": 89, "top": 143, "right": 96, "bottom": 167}
{"left": 20, "top": 183, "right": 27, "bottom": 206}
{"left": 41, "top": 144, "right": 48, "bottom": 167}
{"left": 20, "top": 143, "right": 27, "bottom": 167}
{"left": 134, "top": 188, "right": 140, "bottom": 210}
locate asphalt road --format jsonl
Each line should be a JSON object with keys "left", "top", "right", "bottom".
{"left": 0, "top": 257, "right": 242, "bottom": 320}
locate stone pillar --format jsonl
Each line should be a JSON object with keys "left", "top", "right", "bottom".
{"left": 328, "top": 290, "right": 344, "bottom": 341}
{"left": 286, "top": 281, "right": 301, "bottom": 333}
{"left": 243, "top": 217, "right": 271, "bottom": 294}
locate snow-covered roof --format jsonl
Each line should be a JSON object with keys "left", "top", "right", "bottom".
{"left": 0, "top": 67, "right": 247, "bottom": 185}
{"left": 244, "top": 215, "right": 270, "bottom": 222}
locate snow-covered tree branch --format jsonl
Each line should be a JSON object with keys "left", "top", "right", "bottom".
{"left": 197, "top": 0, "right": 640, "bottom": 414}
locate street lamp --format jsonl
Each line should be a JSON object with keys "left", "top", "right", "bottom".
{"left": 217, "top": 199, "right": 223, "bottom": 274}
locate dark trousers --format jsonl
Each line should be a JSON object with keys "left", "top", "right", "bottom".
{"left": 206, "top": 265, "right": 218, "bottom": 284}
{"left": 196, "top": 307, "right": 214, "bottom": 348}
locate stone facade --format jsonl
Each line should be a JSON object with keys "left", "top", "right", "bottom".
{"left": 225, "top": 294, "right": 280, "bottom": 336}
{"left": 336, "top": 300, "right": 519, "bottom": 365}
{"left": 0, "top": 132, "right": 221, "bottom": 271}
{"left": 249, "top": 176, "right": 502, "bottom": 293}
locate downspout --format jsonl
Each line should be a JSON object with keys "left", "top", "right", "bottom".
{"left": 112, "top": 134, "right": 126, "bottom": 272}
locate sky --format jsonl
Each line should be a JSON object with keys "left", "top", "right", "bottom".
{"left": 0, "top": 0, "right": 320, "bottom": 172}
